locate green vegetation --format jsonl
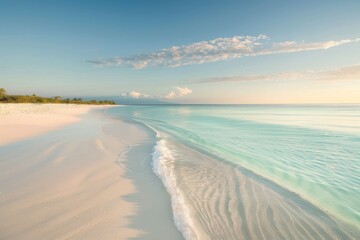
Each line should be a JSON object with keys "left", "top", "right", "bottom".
{"left": 0, "top": 88, "right": 115, "bottom": 105}
{"left": 0, "top": 88, "right": 6, "bottom": 97}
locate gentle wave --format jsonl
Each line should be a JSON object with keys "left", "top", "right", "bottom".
{"left": 137, "top": 111, "right": 360, "bottom": 227}
{"left": 150, "top": 132, "right": 360, "bottom": 240}
{"left": 108, "top": 105, "right": 360, "bottom": 239}
{"left": 151, "top": 138, "right": 198, "bottom": 240}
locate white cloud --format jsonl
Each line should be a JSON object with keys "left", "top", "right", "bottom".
{"left": 314, "top": 64, "right": 360, "bottom": 81}
{"left": 89, "top": 35, "right": 360, "bottom": 69}
{"left": 121, "top": 86, "right": 192, "bottom": 99}
{"left": 164, "top": 91, "right": 176, "bottom": 99}
{"left": 121, "top": 91, "right": 151, "bottom": 98}
{"left": 191, "top": 64, "right": 360, "bottom": 84}
{"left": 174, "top": 87, "right": 192, "bottom": 96}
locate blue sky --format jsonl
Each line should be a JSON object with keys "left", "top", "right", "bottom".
{"left": 1, "top": 0, "right": 360, "bottom": 103}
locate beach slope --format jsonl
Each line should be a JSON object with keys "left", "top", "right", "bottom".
{"left": 0, "top": 104, "right": 143, "bottom": 239}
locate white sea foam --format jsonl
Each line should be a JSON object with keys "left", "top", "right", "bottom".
{"left": 151, "top": 138, "right": 198, "bottom": 240}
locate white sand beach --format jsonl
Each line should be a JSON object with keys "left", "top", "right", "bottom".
{"left": 0, "top": 104, "right": 94, "bottom": 146}
{"left": 0, "top": 104, "right": 181, "bottom": 240}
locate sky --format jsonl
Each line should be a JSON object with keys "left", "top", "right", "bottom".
{"left": 1, "top": 0, "right": 360, "bottom": 104}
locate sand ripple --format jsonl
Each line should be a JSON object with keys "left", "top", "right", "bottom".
{"left": 164, "top": 140, "right": 360, "bottom": 240}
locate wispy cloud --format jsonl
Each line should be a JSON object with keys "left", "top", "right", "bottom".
{"left": 314, "top": 64, "right": 360, "bottom": 81}
{"left": 190, "top": 64, "right": 360, "bottom": 84}
{"left": 121, "top": 86, "right": 192, "bottom": 99}
{"left": 89, "top": 35, "right": 360, "bottom": 69}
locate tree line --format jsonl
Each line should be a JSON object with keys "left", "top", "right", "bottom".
{"left": 0, "top": 88, "right": 115, "bottom": 105}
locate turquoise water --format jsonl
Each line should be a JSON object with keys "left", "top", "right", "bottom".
{"left": 109, "top": 105, "right": 360, "bottom": 239}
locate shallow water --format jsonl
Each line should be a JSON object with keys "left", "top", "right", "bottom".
{"left": 109, "top": 105, "right": 360, "bottom": 239}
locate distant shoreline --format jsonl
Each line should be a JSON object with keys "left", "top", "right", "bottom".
{"left": 0, "top": 88, "right": 115, "bottom": 105}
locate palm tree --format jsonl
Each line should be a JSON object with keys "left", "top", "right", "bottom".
{"left": 54, "top": 96, "right": 62, "bottom": 102}
{"left": 0, "top": 88, "right": 6, "bottom": 97}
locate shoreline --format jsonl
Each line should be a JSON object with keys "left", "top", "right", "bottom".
{"left": 149, "top": 133, "right": 360, "bottom": 239}
{"left": 2, "top": 104, "right": 358, "bottom": 239}
{"left": 113, "top": 105, "right": 360, "bottom": 239}
{"left": 0, "top": 104, "right": 182, "bottom": 239}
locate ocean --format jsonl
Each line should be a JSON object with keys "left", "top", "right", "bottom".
{"left": 108, "top": 104, "right": 360, "bottom": 239}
